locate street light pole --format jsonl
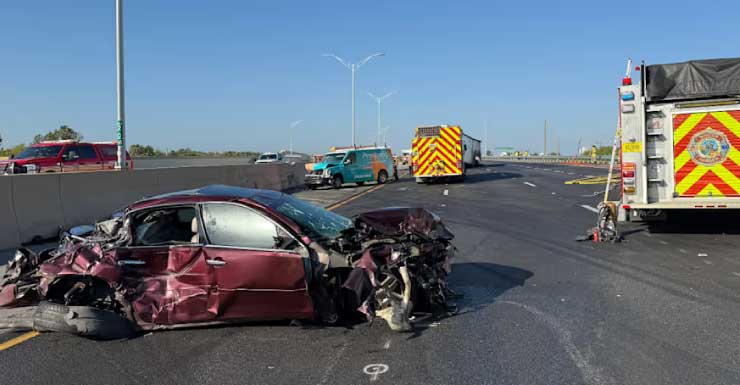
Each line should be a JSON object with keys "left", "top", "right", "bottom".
{"left": 323, "top": 53, "right": 385, "bottom": 147}
{"left": 368, "top": 91, "right": 395, "bottom": 146}
{"left": 289, "top": 120, "right": 302, "bottom": 155}
{"left": 115, "top": 0, "right": 127, "bottom": 170}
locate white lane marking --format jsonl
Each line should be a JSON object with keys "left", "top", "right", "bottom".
{"left": 363, "top": 364, "right": 389, "bottom": 381}
{"left": 500, "top": 301, "right": 614, "bottom": 385}
{"left": 568, "top": 172, "right": 576, "bottom": 175}
{"left": 318, "top": 341, "right": 349, "bottom": 385}
{"left": 523, "top": 182, "right": 537, "bottom": 187}
{"left": 443, "top": 189, "right": 449, "bottom": 196}
{"left": 580, "top": 205, "right": 599, "bottom": 213}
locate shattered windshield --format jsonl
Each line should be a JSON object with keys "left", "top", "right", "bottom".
{"left": 254, "top": 194, "right": 353, "bottom": 241}
{"left": 15, "top": 145, "right": 63, "bottom": 159}
{"left": 323, "top": 153, "right": 345, "bottom": 164}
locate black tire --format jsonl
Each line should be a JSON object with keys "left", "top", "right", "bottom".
{"left": 377, "top": 170, "right": 388, "bottom": 184}
{"left": 306, "top": 184, "right": 317, "bottom": 190}
{"left": 33, "top": 301, "right": 136, "bottom": 339}
{"left": 332, "top": 175, "right": 343, "bottom": 189}
{"left": 33, "top": 302, "right": 77, "bottom": 333}
{"left": 356, "top": 181, "right": 365, "bottom": 186}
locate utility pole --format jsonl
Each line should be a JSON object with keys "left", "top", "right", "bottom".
{"left": 543, "top": 120, "right": 548, "bottom": 156}
{"left": 115, "top": 0, "right": 127, "bottom": 170}
{"left": 323, "top": 53, "right": 385, "bottom": 147}
{"left": 557, "top": 136, "right": 561, "bottom": 156}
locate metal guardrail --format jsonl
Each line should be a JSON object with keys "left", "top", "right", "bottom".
{"left": 483, "top": 155, "right": 613, "bottom": 165}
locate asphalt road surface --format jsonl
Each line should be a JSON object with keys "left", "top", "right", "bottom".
{"left": 3, "top": 162, "right": 740, "bottom": 385}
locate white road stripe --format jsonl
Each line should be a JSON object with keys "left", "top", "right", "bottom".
{"left": 523, "top": 182, "right": 537, "bottom": 187}
{"left": 580, "top": 204, "right": 599, "bottom": 213}
{"left": 443, "top": 189, "right": 449, "bottom": 196}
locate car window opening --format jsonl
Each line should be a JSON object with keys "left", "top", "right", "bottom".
{"left": 132, "top": 207, "right": 198, "bottom": 246}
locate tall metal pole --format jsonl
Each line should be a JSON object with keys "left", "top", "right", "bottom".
{"left": 115, "top": 0, "right": 127, "bottom": 170}
{"left": 322, "top": 53, "right": 384, "bottom": 148}
{"left": 351, "top": 65, "right": 356, "bottom": 147}
{"left": 543, "top": 120, "right": 547, "bottom": 156}
{"left": 377, "top": 95, "right": 381, "bottom": 145}
{"left": 289, "top": 120, "right": 302, "bottom": 155}
{"left": 368, "top": 92, "right": 395, "bottom": 146}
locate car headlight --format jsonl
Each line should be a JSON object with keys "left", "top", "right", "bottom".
{"left": 322, "top": 168, "right": 330, "bottom": 177}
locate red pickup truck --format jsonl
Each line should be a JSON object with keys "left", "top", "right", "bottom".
{"left": 0, "top": 141, "right": 133, "bottom": 175}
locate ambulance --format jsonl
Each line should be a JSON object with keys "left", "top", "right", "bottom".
{"left": 619, "top": 57, "right": 740, "bottom": 221}
{"left": 411, "top": 125, "right": 481, "bottom": 183}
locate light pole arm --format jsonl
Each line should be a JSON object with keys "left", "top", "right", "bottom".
{"left": 322, "top": 54, "right": 351, "bottom": 70}
{"left": 357, "top": 53, "right": 384, "bottom": 69}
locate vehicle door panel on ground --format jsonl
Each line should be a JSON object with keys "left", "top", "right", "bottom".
{"left": 200, "top": 202, "right": 313, "bottom": 320}
{"left": 122, "top": 205, "right": 215, "bottom": 325}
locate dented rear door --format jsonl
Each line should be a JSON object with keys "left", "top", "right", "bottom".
{"left": 119, "top": 245, "right": 217, "bottom": 326}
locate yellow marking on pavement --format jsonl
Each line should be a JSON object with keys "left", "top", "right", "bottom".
{"left": 326, "top": 183, "right": 386, "bottom": 211}
{"left": 564, "top": 176, "right": 620, "bottom": 185}
{"left": 0, "top": 331, "right": 40, "bottom": 351}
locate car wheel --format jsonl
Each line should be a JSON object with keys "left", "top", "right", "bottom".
{"left": 377, "top": 170, "right": 388, "bottom": 184}
{"left": 332, "top": 175, "right": 343, "bottom": 189}
{"left": 306, "top": 184, "right": 317, "bottom": 190}
{"left": 33, "top": 301, "right": 137, "bottom": 339}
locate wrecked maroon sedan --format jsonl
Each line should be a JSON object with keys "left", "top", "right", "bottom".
{"left": 0, "top": 185, "right": 456, "bottom": 338}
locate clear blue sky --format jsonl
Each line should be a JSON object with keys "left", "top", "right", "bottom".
{"left": 2, "top": 0, "right": 740, "bottom": 154}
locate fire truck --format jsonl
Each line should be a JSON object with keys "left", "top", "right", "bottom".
{"left": 619, "top": 57, "right": 740, "bottom": 221}
{"left": 412, "top": 125, "right": 481, "bottom": 183}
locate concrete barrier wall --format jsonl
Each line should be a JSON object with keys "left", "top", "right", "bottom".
{"left": 0, "top": 163, "right": 307, "bottom": 250}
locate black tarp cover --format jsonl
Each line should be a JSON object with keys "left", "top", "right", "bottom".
{"left": 646, "top": 58, "right": 740, "bottom": 102}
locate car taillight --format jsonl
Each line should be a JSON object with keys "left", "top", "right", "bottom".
{"left": 622, "top": 162, "right": 636, "bottom": 194}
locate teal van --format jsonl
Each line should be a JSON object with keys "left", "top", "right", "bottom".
{"left": 305, "top": 147, "right": 397, "bottom": 189}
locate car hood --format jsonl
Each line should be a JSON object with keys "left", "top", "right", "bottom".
{"left": 312, "top": 162, "right": 340, "bottom": 171}
{"left": 354, "top": 207, "right": 454, "bottom": 241}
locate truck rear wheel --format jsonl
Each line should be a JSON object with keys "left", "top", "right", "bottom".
{"left": 377, "top": 170, "right": 388, "bottom": 184}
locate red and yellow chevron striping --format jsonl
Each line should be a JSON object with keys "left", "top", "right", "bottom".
{"left": 413, "top": 126, "right": 463, "bottom": 177}
{"left": 674, "top": 110, "right": 740, "bottom": 197}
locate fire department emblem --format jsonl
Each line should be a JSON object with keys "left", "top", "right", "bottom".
{"left": 688, "top": 128, "right": 730, "bottom": 166}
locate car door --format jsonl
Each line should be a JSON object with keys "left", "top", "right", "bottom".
{"left": 75, "top": 144, "right": 103, "bottom": 171}
{"left": 118, "top": 205, "right": 216, "bottom": 326}
{"left": 200, "top": 202, "right": 314, "bottom": 321}
{"left": 342, "top": 151, "right": 358, "bottom": 182}
{"left": 60, "top": 145, "right": 81, "bottom": 172}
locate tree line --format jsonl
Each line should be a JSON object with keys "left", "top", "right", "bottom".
{"left": 0, "top": 125, "right": 261, "bottom": 159}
